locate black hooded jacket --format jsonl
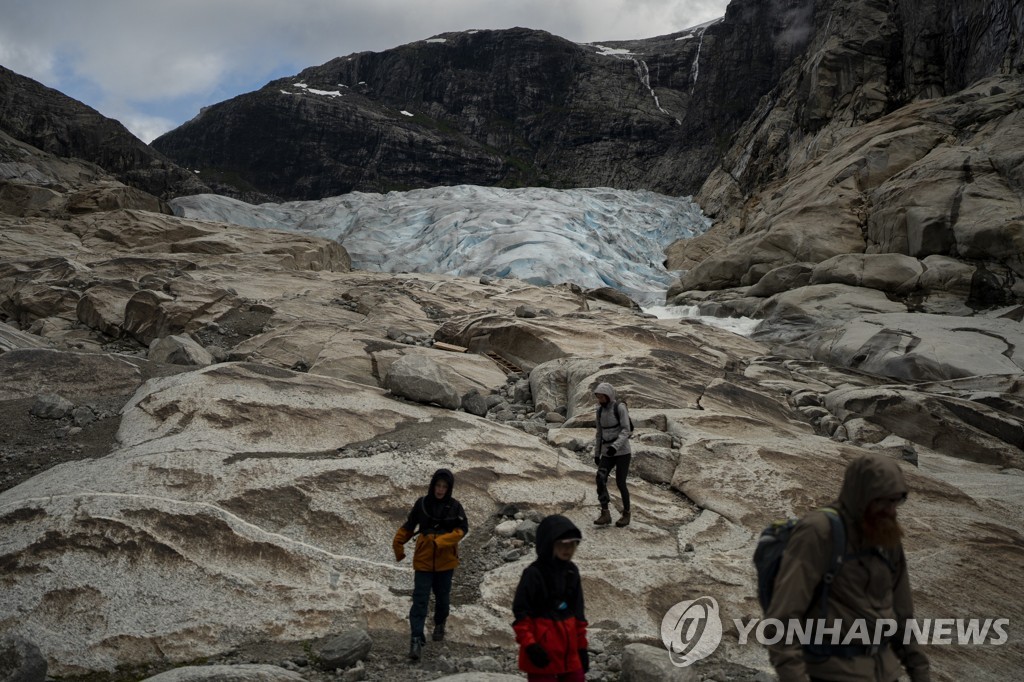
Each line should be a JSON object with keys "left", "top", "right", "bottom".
{"left": 512, "top": 515, "right": 588, "bottom": 674}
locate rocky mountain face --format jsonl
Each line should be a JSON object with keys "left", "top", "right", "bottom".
{"left": 150, "top": 1, "right": 816, "bottom": 202}
{"left": 0, "top": 66, "right": 209, "bottom": 201}
{"left": 665, "top": 0, "right": 1024, "bottom": 385}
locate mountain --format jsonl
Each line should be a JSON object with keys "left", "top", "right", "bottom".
{"left": 662, "top": 0, "right": 1024, "bottom": 379}
{"left": 150, "top": 3, "right": 816, "bottom": 202}
{"left": 0, "top": 66, "right": 209, "bottom": 201}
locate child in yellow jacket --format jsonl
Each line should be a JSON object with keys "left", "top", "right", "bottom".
{"left": 393, "top": 468, "right": 468, "bottom": 660}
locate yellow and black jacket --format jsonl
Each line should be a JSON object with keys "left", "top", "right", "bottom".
{"left": 392, "top": 468, "right": 467, "bottom": 573}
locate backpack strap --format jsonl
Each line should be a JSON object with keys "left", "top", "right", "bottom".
{"left": 817, "top": 507, "right": 845, "bottom": 620}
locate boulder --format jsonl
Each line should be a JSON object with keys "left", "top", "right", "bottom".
{"left": 149, "top": 335, "right": 215, "bottom": 366}
{"left": 587, "top": 286, "right": 639, "bottom": 309}
{"left": 747, "top": 262, "right": 814, "bottom": 297}
{"left": 315, "top": 629, "right": 372, "bottom": 670}
{"left": 0, "top": 348, "right": 147, "bottom": 402}
{"left": 803, "top": 312, "right": 1024, "bottom": 380}
{"left": 383, "top": 353, "right": 461, "bottom": 409}
{"left": 124, "top": 280, "right": 236, "bottom": 346}
{"left": 75, "top": 280, "right": 139, "bottom": 338}
{"left": 809, "top": 253, "right": 923, "bottom": 293}
{"left": 620, "top": 643, "right": 698, "bottom": 682}
{"left": 138, "top": 665, "right": 304, "bottom": 682}
{"left": 373, "top": 348, "right": 507, "bottom": 398}
{"left": 29, "top": 393, "right": 74, "bottom": 419}
{"left": 66, "top": 183, "right": 164, "bottom": 214}
{"left": 0, "top": 321, "right": 49, "bottom": 353}
{"left": 752, "top": 284, "right": 906, "bottom": 346}
{"left": 0, "top": 634, "right": 47, "bottom": 682}
{"left": 824, "top": 386, "right": 1024, "bottom": 469}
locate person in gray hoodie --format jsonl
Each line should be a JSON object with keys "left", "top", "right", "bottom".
{"left": 592, "top": 382, "right": 633, "bottom": 527}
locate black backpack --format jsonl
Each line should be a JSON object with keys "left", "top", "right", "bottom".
{"left": 753, "top": 507, "right": 845, "bottom": 617}
{"left": 754, "top": 507, "right": 901, "bottom": 658}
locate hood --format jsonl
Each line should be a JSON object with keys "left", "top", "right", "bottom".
{"left": 593, "top": 382, "right": 617, "bottom": 402}
{"left": 535, "top": 514, "right": 582, "bottom": 560}
{"left": 428, "top": 468, "right": 455, "bottom": 501}
{"left": 837, "top": 454, "right": 908, "bottom": 521}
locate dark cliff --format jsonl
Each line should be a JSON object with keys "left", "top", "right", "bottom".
{"left": 0, "top": 66, "right": 209, "bottom": 201}
{"left": 668, "top": 0, "right": 1023, "bottom": 299}
{"left": 698, "top": 0, "right": 1024, "bottom": 213}
{"left": 151, "top": 7, "right": 815, "bottom": 202}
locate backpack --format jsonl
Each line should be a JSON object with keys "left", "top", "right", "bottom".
{"left": 599, "top": 400, "right": 635, "bottom": 435}
{"left": 753, "top": 507, "right": 845, "bottom": 618}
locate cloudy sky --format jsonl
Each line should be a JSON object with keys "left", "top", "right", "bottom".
{"left": 0, "top": 0, "right": 729, "bottom": 143}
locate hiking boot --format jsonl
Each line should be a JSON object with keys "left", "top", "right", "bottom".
{"left": 432, "top": 622, "right": 446, "bottom": 642}
{"left": 409, "top": 637, "right": 424, "bottom": 661}
{"left": 594, "top": 508, "right": 612, "bottom": 526}
{"left": 615, "top": 510, "right": 631, "bottom": 527}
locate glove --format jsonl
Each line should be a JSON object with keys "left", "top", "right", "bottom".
{"left": 579, "top": 648, "right": 590, "bottom": 672}
{"left": 607, "top": 446, "right": 617, "bottom": 457}
{"left": 593, "top": 453, "right": 600, "bottom": 465}
{"left": 394, "top": 547, "right": 405, "bottom": 562}
{"left": 526, "top": 643, "right": 550, "bottom": 668}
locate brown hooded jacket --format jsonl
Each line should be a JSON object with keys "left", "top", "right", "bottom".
{"left": 766, "top": 455, "right": 930, "bottom": 682}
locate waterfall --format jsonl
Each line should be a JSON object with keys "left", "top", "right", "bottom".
{"left": 690, "top": 29, "right": 706, "bottom": 92}
{"left": 633, "top": 58, "right": 678, "bottom": 122}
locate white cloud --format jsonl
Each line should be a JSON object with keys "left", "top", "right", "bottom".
{"left": 114, "top": 110, "right": 178, "bottom": 145}
{"left": 0, "top": 41, "right": 58, "bottom": 87}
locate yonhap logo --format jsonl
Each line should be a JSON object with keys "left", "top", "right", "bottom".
{"left": 661, "top": 596, "right": 723, "bottom": 666}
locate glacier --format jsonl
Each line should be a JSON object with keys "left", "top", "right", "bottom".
{"left": 170, "top": 185, "right": 712, "bottom": 305}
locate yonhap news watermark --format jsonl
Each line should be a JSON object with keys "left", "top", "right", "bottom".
{"left": 734, "top": 616, "right": 1010, "bottom": 647}
{"left": 662, "top": 596, "right": 1010, "bottom": 668}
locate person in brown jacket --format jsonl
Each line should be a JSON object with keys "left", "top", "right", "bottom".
{"left": 393, "top": 468, "right": 468, "bottom": 661}
{"left": 766, "top": 454, "right": 931, "bottom": 681}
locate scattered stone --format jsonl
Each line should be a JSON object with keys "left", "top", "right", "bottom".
{"left": 340, "top": 661, "right": 366, "bottom": 682}
{"left": 514, "top": 304, "right": 537, "bottom": 318}
{"left": 513, "top": 520, "right": 538, "bottom": 543}
{"left": 71, "top": 405, "right": 96, "bottom": 427}
{"left": 494, "top": 520, "right": 518, "bottom": 537}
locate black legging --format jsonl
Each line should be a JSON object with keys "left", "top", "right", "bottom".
{"left": 596, "top": 454, "right": 631, "bottom": 512}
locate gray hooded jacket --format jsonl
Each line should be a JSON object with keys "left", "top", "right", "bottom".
{"left": 593, "top": 382, "right": 632, "bottom": 457}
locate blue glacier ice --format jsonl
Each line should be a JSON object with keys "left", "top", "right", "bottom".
{"left": 170, "top": 185, "right": 712, "bottom": 305}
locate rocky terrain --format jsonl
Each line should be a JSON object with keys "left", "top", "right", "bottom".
{"left": 1, "top": 132, "right": 1023, "bottom": 681}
